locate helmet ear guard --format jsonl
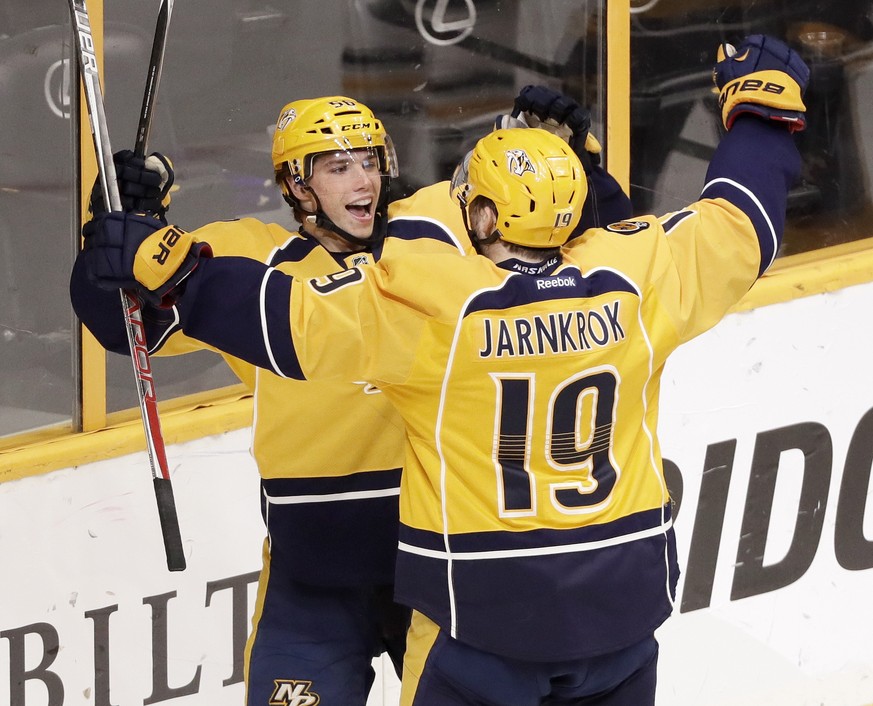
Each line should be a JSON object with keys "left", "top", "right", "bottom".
{"left": 451, "top": 150, "right": 486, "bottom": 250}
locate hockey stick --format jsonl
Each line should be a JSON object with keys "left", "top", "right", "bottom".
{"left": 68, "top": 0, "right": 186, "bottom": 571}
{"left": 134, "top": 0, "right": 174, "bottom": 157}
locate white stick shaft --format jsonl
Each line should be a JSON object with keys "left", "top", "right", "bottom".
{"left": 67, "top": 0, "right": 185, "bottom": 572}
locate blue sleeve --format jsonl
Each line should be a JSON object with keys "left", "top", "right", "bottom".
{"left": 178, "top": 256, "right": 305, "bottom": 379}
{"left": 69, "top": 252, "right": 179, "bottom": 355}
{"left": 573, "top": 165, "right": 634, "bottom": 234}
{"left": 700, "top": 116, "right": 801, "bottom": 275}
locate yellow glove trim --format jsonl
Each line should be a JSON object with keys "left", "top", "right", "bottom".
{"left": 718, "top": 69, "right": 806, "bottom": 127}
{"left": 584, "top": 133, "right": 602, "bottom": 155}
{"left": 133, "top": 226, "right": 197, "bottom": 292}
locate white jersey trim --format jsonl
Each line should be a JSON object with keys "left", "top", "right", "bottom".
{"left": 702, "top": 177, "right": 778, "bottom": 270}
{"left": 436, "top": 272, "right": 521, "bottom": 637}
{"left": 259, "top": 266, "right": 290, "bottom": 378}
{"left": 398, "top": 519, "right": 673, "bottom": 561}
{"left": 264, "top": 487, "right": 400, "bottom": 504}
{"left": 149, "top": 306, "right": 182, "bottom": 354}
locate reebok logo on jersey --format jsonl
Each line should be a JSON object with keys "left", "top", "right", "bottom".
{"left": 269, "top": 679, "right": 320, "bottom": 706}
{"left": 535, "top": 276, "right": 576, "bottom": 290}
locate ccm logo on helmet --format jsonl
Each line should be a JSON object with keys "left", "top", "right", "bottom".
{"left": 718, "top": 78, "right": 786, "bottom": 108}
{"left": 341, "top": 122, "right": 373, "bottom": 131}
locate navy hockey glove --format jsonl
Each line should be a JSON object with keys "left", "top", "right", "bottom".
{"left": 82, "top": 212, "right": 210, "bottom": 308}
{"left": 89, "top": 150, "right": 174, "bottom": 220}
{"left": 511, "top": 85, "right": 598, "bottom": 172}
{"left": 714, "top": 34, "right": 809, "bottom": 132}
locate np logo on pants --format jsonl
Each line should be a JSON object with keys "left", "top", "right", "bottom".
{"left": 269, "top": 679, "right": 320, "bottom": 706}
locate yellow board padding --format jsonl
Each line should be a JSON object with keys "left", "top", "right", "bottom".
{"left": 736, "top": 237, "right": 873, "bottom": 312}
{"left": 0, "top": 386, "right": 252, "bottom": 482}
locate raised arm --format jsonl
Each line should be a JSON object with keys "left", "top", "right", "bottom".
{"left": 703, "top": 34, "right": 809, "bottom": 273}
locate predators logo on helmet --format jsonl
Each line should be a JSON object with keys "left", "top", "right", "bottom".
{"left": 505, "top": 149, "right": 536, "bottom": 177}
{"left": 276, "top": 107, "right": 297, "bottom": 132}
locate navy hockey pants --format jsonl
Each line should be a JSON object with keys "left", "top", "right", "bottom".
{"left": 401, "top": 611, "right": 658, "bottom": 706}
{"left": 245, "top": 542, "right": 410, "bottom": 706}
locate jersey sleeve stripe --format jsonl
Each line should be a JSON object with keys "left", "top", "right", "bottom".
{"left": 699, "top": 117, "right": 801, "bottom": 275}
{"left": 701, "top": 177, "right": 778, "bottom": 273}
{"left": 179, "top": 256, "right": 304, "bottom": 379}
{"left": 261, "top": 267, "right": 303, "bottom": 378}
{"left": 147, "top": 305, "right": 181, "bottom": 353}
{"left": 659, "top": 209, "right": 695, "bottom": 235}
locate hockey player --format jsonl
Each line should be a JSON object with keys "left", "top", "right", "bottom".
{"left": 76, "top": 35, "right": 809, "bottom": 704}
{"left": 70, "top": 88, "right": 632, "bottom": 705}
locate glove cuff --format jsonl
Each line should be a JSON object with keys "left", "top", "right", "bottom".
{"left": 719, "top": 69, "right": 806, "bottom": 131}
{"left": 725, "top": 105, "right": 807, "bottom": 133}
{"left": 133, "top": 226, "right": 197, "bottom": 292}
{"left": 153, "top": 242, "right": 213, "bottom": 308}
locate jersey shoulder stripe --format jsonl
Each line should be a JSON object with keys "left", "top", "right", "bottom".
{"left": 267, "top": 232, "right": 321, "bottom": 267}
{"left": 701, "top": 179, "right": 778, "bottom": 273}
{"left": 388, "top": 179, "right": 467, "bottom": 253}
{"left": 659, "top": 209, "right": 695, "bottom": 234}
{"left": 466, "top": 267, "right": 638, "bottom": 316}
{"left": 387, "top": 215, "right": 465, "bottom": 252}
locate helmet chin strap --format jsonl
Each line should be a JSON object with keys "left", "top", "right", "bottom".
{"left": 469, "top": 229, "right": 502, "bottom": 256}
{"left": 304, "top": 213, "right": 377, "bottom": 250}
{"left": 296, "top": 176, "right": 390, "bottom": 252}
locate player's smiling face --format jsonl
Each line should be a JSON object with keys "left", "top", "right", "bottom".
{"left": 306, "top": 149, "right": 383, "bottom": 239}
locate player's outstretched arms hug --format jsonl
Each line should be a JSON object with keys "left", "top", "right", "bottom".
{"left": 75, "top": 34, "right": 808, "bottom": 372}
